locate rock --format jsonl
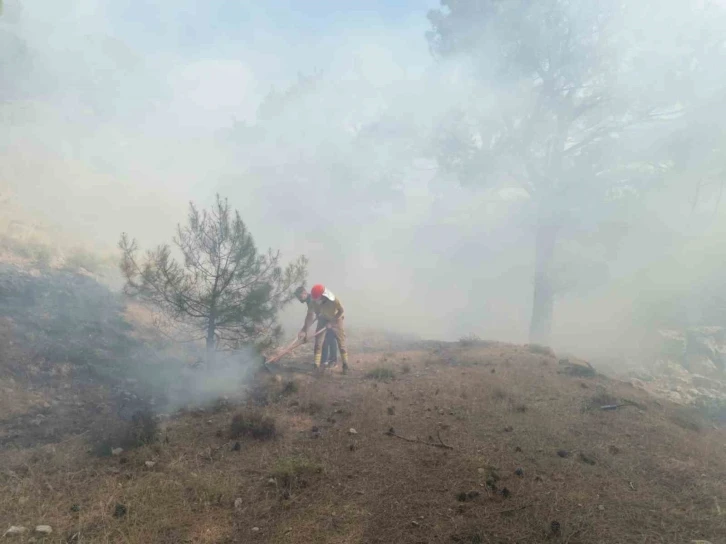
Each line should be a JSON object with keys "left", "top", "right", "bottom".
{"left": 3, "top": 526, "right": 27, "bottom": 536}
{"left": 144, "top": 461, "right": 156, "bottom": 468}
{"left": 411, "top": 521, "right": 420, "bottom": 527}
{"left": 503, "top": 426, "right": 514, "bottom": 432}
{"left": 34, "top": 526, "right": 52, "bottom": 535}
{"left": 348, "top": 428, "right": 358, "bottom": 435}
{"left": 598, "top": 505, "right": 605, "bottom": 511}
{"left": 111, "top": 448, "right": 123, "bottom": 456}
{"left": 252, "top": 527, "right": 260, "bottom": 533}
{"left": 234, "top": 498, "right": 243, "bottom": 510}
{"left": 688, "top": 356, "right": 720, "bottom": 377}
{"left": 557, "top": 450, "right": 570, "bottom": 458}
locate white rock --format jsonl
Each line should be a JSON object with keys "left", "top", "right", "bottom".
{"left": 111, "top": 448, "right": 123, "bottom": 456}
{"left": 3, "top": 526, "right": 27, "bottom": 536}
{"left": 252, "top": 527, "right": 260, "bottom": 533}
{"left": 348, "top": 428, "right": 358, "bottom": 435}
{"left": 234, "top": 498, "right": 243, "bottom": 509}
{"left": 34, "top": 526, "right": 52, "bottom": 535}
{"left": 145, "top": 461, "right": 156, "bottom": 468}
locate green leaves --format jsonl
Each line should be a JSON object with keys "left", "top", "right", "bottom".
{"left": 119, "top": 194, "right": 307, "bottom": 356}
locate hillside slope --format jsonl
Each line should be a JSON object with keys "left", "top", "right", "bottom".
{"left": 2, "top": 328, "right": 726, "bottom": 542}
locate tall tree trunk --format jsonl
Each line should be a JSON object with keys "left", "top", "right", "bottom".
{"left": 529, "top": 221, "right": 558, "bottom": 346}
{"left": 206, "top": 314, "right": 217, "bottom": 365}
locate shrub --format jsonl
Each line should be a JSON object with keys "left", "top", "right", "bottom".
{"left": 527, "top": 344, "right": 555, "bottom": 357}
{"left": 230, "top": 409, "right": 277, "bottom": 440}
{"left": 270, "top": 455, "right": 323, "bottom": 497}
{"left": 365, "top": 367, "right": 396, "bottom": 381}
{"left": 90, "top": 409, "right": 159, "bottom": 456}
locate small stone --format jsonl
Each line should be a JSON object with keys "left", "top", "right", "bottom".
{"left": 515, "top": 446, "right": 523, "bottom": 452}
{"left": 145, "top": 461, "right": 156, "bottom": 468}
{"left": 598, "top": 505, "right": 605, "bottom": 511}
{"left": 557, "top": 449, "right": 570, "bottom": 458}
{"left": 411, "top": 521, "right": 420, "bottom": 527}
{"left": 477, "top": 468, "right": 486, "bottom": 475}
{"left": 34, "top": 526, "right": 52, "bottom": 535}
{"left": 348, "top": 428, "right": 358, "bottom": 435}
{"left": 3, "top": 526, "right": 27, "bottom": 536}
{"left": 234, "top": 498, "right": 243, "bottom": 510}
{"left": 514, "top": 468, "right": 524, "bottom": 477}
{"left": 111, "top": 448, "right": 123, "bottom": 456}
{"left": 503, "top": 426, "right": 514, "bottom": 432}
{"left": 267, "top": 478, "right": 276, "bottom": 485}
{"left": 252, "top": 527, "right": 260, "bottom": 533}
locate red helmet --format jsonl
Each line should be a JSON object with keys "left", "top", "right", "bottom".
{"left": 311, "top": 284, "right": 325, "bottom": 300}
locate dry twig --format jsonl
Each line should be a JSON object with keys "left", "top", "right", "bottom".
{"left": 384, "top": 427, "right": 454, "bottom": 450}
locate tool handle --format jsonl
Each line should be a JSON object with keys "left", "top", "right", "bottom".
{"left": 266, "top": 327, "right": 326, "bottom": 364}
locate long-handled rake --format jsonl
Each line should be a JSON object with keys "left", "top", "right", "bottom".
{"left": 261, "top": 325, "right": 327, "bottom": 370}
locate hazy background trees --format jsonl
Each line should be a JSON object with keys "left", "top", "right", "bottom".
{"left": 2, "top": 0, "right": 726, "bottom": 361}
{"left": 425, "top": 0, "right": 725, "bottom": 344}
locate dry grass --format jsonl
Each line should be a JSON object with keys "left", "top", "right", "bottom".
{"left": 1, "top": 342, "right": 726, "bottom": 543}
{"left": 229, "top": 409, "right": 277, "bottom": 440}
{"left": 365, "top": 366, "right": 396, "bottom": 381}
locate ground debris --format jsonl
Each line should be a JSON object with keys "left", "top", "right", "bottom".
{"left": 3, "top": 526, "right": 27, "bottom": 537}
{"left": 384, "top": 427, "right": 453, "bottom": 449}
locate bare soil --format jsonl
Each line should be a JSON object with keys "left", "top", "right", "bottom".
{"left": 2, "top": 339, "right": 726, "bottom": 543}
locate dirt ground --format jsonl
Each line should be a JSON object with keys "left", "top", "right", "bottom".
{"left": 2, "top": 341, "right": 726, "bottom": 544}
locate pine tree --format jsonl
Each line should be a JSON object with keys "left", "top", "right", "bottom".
{"left": 119, "top": 194, "right": 307, "bottom": 362}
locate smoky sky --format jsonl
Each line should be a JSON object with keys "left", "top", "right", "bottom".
{"left": 2, "top": 0, "right": 726, "bottom": 354}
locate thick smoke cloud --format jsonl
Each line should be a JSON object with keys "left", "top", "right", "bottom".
{"left": 2, "top": 0, "right": 726, "bottom": 361}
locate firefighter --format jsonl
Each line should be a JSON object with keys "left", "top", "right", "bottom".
{"left": 310, "top": 284, "right": 347, "bottom": 372}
